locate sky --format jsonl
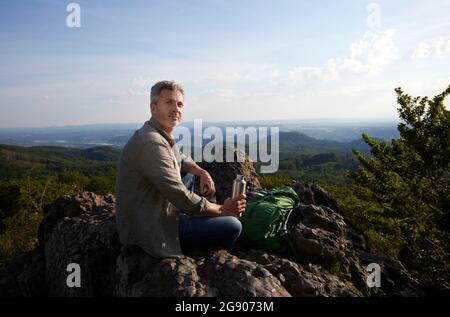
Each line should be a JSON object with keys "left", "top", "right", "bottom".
{"left": 0, "top": 0, "right": 449, "bottom": 128}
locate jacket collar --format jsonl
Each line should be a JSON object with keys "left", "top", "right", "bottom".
{"left": 148, "top": 117, "right": 175, "bottom": 147}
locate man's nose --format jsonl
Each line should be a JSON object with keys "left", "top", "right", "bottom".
{"left": 171, "top": 103, "right": 181, "bottom": 112}
{"left": 166, "top": 102, "right": 175, "bottom": 110}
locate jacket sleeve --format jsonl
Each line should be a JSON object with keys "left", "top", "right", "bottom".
{"left": 180, "top": 149, "right": 196, "bottom": 174}
{"left": 136, "top": 139, "right": 211, "bottom": 215}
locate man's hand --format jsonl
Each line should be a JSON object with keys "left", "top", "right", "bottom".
{"left": 220, "top": 194, "right": 247, "bottom": 216}
{"left": 199, "top": 169, "right": 215, "bottom": 196}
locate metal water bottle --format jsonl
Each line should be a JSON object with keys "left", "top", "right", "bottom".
{"left": 231, "top": 174, "right": 246, "bottom": 199}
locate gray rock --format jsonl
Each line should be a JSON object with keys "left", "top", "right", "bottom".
{"left": 239, "top": 249, "right": 359, "bottom": 297}
{"left": 289, "top": 181, "right": 339, "bottom": 213}
{"left": 359, "top": 251, "right": 424, "bottom": 296}
{"left": 42, "top": 194, "right": 120, "bottom": 296}
{"left": 0, "top": 267, "right": 21, "bottom": 297}
{"left": 0, "top": 158, "right": 426, "bottom": 297}
{"left": 197, "top": 146, "right": 261, "bottom": 204}
{"left": 196, "top": 250, "right": 290, "bottom": 297}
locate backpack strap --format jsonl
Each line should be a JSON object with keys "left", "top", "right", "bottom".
{"left": 285, "top": 233, "right": 301, "bottom": 262}
{"left": 279, "top": 201, "right": 301, "bottom": 262}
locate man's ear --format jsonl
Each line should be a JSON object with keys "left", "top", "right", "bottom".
{"left": 150, "top": 102, "right": 156, "bottom": 114}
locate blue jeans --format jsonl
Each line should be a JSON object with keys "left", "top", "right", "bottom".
{"left": 179, "top": 173, "right": 242, "bottom": 251}
{"left": 179, "top": 214, "right": 242, "bottom": 251}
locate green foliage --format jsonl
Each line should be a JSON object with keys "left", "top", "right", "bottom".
{"left": 275, "top": 151, "right": 358, "bottom": 186}
{"left": 0, "top": 181, "right": 22, "bottom": 221}
{"left": 0, "top": 171, "right": 117, "bottom": 265}
{"left": 258, "top": 174, "right": 291, "bottom": 188}
{"left": 86, "top": 169, "right": 116, "bottom": 195}
{"left": 0, "top": 145, "right": 119, "bottom": 265}
{"left": 0, "top": 209, "right": 41, "bottom": 265}
{"left": 349, "top": 85, "right": 450, "bottom": 284}
{"left": 0, "top": 144, "right": 120, "bottom": 179}
{"left": 0, "top": 176, "right": 80, "bottom": 265}
{"left": 322, "top": 183, "right": 403, "bottom": 259}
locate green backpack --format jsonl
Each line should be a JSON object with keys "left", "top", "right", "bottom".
{"left": 238, "top": 186, "right": 300, "bottom": 258}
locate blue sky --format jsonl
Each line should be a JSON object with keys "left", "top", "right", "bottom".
{"left": 0, "top": 0, "right": 449, "bottom": 127}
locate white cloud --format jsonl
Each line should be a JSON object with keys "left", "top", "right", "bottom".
{"left": 132, "top": 75, "right": 153, "bottom": 88}
{"left": 203, "top": 71, "right": 248, "bottom": 83}
{"left": 288, "top": 29, "right": 400, "bottom": 86}
{"left": 205, "top": 88, "right": 237, "bottom": 100}
{"left": 119, "top": 89, "right": 148, "bottom": 96}
{"left": 191, "top": 63, "right": 280, "bottom": 85}
{"left": 185, "top": 85, "right": 400, "bottom": 122}
{"left": 412, "top": 37, "right": 450, "bottom": 59}
{"left": 288, "top": 66, "right": 324, "bottom": 85}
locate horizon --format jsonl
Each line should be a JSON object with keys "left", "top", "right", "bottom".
{"left": 0, "top": 1, "right": 449, "bottom": 128}
{"left": 0, "top": 115, "right": 401, "bottom": 147}
{"left": 0, "top": 116, "right": 400, "bottom": 130}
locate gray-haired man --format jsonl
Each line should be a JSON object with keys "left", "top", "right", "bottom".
{"left": 115, "top": 80, "right": 246, "bottom": 258}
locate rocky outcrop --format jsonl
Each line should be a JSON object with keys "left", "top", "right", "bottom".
{"left": 0, "top": 159, "right": 426, "bottom": 297}
{"left": 195, "top": 146, "right": 261, "bottom": 204}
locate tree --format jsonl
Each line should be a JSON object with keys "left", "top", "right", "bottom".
{"left": 349, "top": 85, "right": 450, "bottom": 283}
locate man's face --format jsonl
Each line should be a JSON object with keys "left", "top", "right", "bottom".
{"left": 150, "top": 89, "right": 184, "bottom": 133}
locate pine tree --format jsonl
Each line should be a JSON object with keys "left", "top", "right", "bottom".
{"left": 349, "top": 85, "right": 450, "bottom": 283}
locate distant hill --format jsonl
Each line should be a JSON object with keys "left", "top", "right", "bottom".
{"left": 0, "top": 130, "right": 375, "bottom": 183}
{"left": 278, "top": 131, "right": 371, "bottom": 152}
{"left": 248, "top": 131, "right": 372, "bottom": 162}
{"left": 0, "top": 119, "right": 398, "bottom": 148}
{"left": 0, "top": 144, "right": 120, "bottom": 179}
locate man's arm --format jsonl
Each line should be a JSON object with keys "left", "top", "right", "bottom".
{"left": 184, "top": 162, "right": 245, "bottom": 216}
{"left": 178, "top": 152, "right": 244, "bottom": 216}
{"left": 136, "top": 140, "right": 211, "bottom": 215}
{"left": 136, "top": 139, "right": 246, "bottom": 217}
{"left": 204, "top": 194, "right": 247, "bottom": 217}
{"left": 186, "top": 162, "right": 216, "bottom": 196}
{"left": 178, "top": 149, "right": 215, "bottom": 195}
{"left": 186, "top": 162, "right": 204, "bottom": 177}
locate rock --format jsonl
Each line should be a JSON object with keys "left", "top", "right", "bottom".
{"left": 359, "top": 251, "right": 424, "bottom": 296}
{"left": 114, "top": 245, "right": 160, "bottom": 296}
{"left": 196, "top": 250, "right": 290, "bottom": 297}
{"left": 289, "top": 181, "right": 339, "bottom": 213}
{"left": 0, "top": 247, "right": 46, "bottom": 297}
{"left": 288, "top": 201, "right": 351, "bottom": 273}
{"left": 291, "top": 223, "right": 349, "bottom": 273}
{"left": 38, "top": 192, "right": 115, "bottom": 244}
{"left": 290, "top": 204, "right": 346, "bottom": 237}
{"left": 346, "top": 226, "right": 370, "bottom": 252}
{"left": 238, "top": 249, "right": 359, "bottom": 297}
{"left": 197, "top": 146, "right": 261, "bottom": 204}
{"left": 0, "top": 268, "right": 21, "bottom": 297}
{"left": 41, "top": 193, "right": 120, "bottom": 296}
{"left": 0, "top": 159, "right": 427, "bottom": 297}
{"left": 130, "top": 256, "right": 212, "bottom": 297}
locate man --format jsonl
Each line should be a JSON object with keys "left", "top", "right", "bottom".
{"left": 115, "top": 80, "right": 246, "bottom": 258}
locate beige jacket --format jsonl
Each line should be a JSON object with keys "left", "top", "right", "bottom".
{"left": 115, "top": 117, "right": 212, "bottom": 258}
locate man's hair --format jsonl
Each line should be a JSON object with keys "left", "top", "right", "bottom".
{"left": 150, "top": 80, "right": 184, "bottom": 104}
